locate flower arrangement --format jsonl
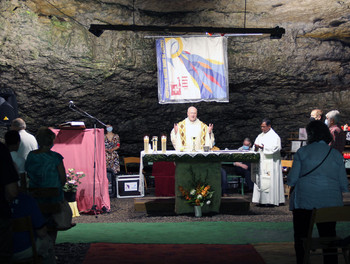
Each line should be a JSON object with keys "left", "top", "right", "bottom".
{"left": 179, "top": 182, "right": 214, "bottom": 207}
{"left": 63, "top": 168, "right": 85, "bottom": 192}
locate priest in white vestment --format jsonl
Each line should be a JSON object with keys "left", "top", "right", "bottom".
{"left": 170, "top": 106, "right": 215, "bottom": 151}
{"left": 252, "top": 118, "right": 285, "bottom": 206}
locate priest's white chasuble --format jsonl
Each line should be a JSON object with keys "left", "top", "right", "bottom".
{"left": 170, "top": 118, "right": 214, "bottom": 151}
{"left": 252, "top": 128, "right": 285, "bottom": 206}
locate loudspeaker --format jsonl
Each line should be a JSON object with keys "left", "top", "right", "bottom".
{"left": 0, "top": 88, "right": 18, "bottom": 125}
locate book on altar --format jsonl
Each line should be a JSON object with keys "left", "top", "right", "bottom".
{"left": 59, "top": 121, "right": 86, "bottom": 129}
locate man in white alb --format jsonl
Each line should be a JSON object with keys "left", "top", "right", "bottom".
{"left": 170, "top": 106, "right": 215, "bottom": 151}
{"left": 10, "top": 118, "right": 38, "bottom": 160}
{"left": 252, "top": 118, "right": 285, "bottom": 206}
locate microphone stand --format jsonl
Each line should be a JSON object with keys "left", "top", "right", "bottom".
{"left": 69, "top": 104, "right": 106, "bottom": 217}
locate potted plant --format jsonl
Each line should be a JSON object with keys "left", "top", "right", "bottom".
{"left": 63, "top": 168, "right": 85, "bottom": 202}
{"left": 178, "top": 181, "right": 214, "bottom": 217}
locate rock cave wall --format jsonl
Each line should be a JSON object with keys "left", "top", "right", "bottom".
{"left": 0, "top": 0, "right": 350, "bottom": 157}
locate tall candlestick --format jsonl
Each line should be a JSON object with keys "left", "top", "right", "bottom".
{"left": 161, "top": 135, "right": 167, "bottom": 153}
{"left": 144, "top": 136, "right": 149, "bottom": 154}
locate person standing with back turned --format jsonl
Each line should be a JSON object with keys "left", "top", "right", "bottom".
{"left": 288, "top": 120, "right": 349, "bottom": 264}
{"left": 10, "top": 118, "right": 38, "bottom": 160}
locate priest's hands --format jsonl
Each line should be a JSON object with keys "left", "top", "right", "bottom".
{"left": 254, "top": 144, "right": 264, "bottom": 151}
{"left": 174, "top": 123, "right": 178, "bottom": 134}
{"left": 208, "top": 123, "right": 213, "bottom": 134}
{"left": 234, "top": 162, "right": 249, "bottom": 170}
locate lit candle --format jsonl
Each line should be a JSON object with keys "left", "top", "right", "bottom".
{"left": 161, "top": 135, "right": 167, "bottom": 153}
{"left": 144, "top": 136, "right": 149, "bottom": 154}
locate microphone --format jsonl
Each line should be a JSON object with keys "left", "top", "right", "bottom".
{"left": 68, "top": 101, "right": 75, "bottom": 107}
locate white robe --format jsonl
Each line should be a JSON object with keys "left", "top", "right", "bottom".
{"left": 252, "top": 128, "right": 285, "bottom": 206}
{"left": 170, "top": 118, "right": 214, "bottom": 151}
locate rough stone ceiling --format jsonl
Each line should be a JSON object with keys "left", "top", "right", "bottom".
{"left": 1, "top": 0, "right": 350, "bottom": 154}
{"left": 23, "top": 0, "right": 350, "bottom": 44}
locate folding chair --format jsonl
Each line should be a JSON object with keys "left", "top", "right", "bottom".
{"left": 124, "top": 157, "right": 141, "bottom": 173}
{"left": 303, "top": 206, "right": 350, "bottom": 264}
{"left": 12, "top": 216, "right": 42, "bottom": 264}
{"left": 281, "top": 159, "right": 293, "bottom": 168}
{"left": 115, "top": 157, "right": 145, "bottom": 198}
{"left": 123, "top": 157, "right": 147, "bottom": 189}
{"left": 281, "top": 160, "right": 293, "bottom": 198}
{"left": 227, "top": 174, "right": 245, "bottom": 195}
{"left": 222, "top": 162, "right": 245, "bottom": 195}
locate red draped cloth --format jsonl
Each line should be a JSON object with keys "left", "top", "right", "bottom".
{"left": 152, "top": 162, "right": 176, "bottom": 197}
{"left": 51, "top": 129, "right": 110, "bottom": 213}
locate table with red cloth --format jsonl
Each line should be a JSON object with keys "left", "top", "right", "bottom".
{"left": 140, "top": 150, "right": 260, "bottom": 214}
{"left": 51, "top": 128, "right": 110, "bottom": 213}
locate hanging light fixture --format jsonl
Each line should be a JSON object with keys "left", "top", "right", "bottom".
{"left": 89, "top": 0, "right": 285, "bottom": 39}
{"left": 88, "top": 24, "right": 285, "bottom": 39}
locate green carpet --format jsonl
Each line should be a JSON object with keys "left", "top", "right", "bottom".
{"left": 56, "top": 222, "right": 350, "bottom": 245}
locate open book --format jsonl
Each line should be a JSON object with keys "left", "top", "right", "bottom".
{"left": 59, "top": 121, "right": 86, "bottom": 129}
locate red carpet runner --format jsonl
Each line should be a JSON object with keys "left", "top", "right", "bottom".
{"left": 82, "top": 243, "right": 266, "bottom": 264}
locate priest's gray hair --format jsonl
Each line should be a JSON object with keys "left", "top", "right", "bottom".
{"left": 11, "top": 118, "right": 26, "bottom": 130}
{"left": 326, "top": 110, "right": 340, "bottom": 124}
{"left": 187, "top": 106, "right": 197, "bottom": 112}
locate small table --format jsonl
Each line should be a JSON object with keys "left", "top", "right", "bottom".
{"left": 140, "top": 150, "right": 260, "bottom": 214}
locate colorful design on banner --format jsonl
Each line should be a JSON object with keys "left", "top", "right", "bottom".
{"left": 156, "top": 37, "right": 228, "bottom": 104}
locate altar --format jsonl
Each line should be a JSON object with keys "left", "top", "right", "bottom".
{"left": 140, "top": 150, "right": 260, "bottom": 214}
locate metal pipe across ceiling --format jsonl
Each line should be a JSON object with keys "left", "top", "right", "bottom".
{"left": 88, "top": 24, "right": 286, "bottom": 39}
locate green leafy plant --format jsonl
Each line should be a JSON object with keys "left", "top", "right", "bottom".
{"left": 63, "top": 168, "right": 85, "bottom": 192}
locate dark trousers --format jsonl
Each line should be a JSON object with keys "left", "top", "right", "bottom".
{"left": 221, "top": 163, "right": 254, "bottom": 194}
{"left": 221, "top": 168, "right": 228, "bottom": 195}
{"left": 107, "top": 169, "right": 117, "bottom": 197}
{"left": 234, "top": 163, "right": 254, "bottom": 190}
{"left": 293, "top": 209, "right": 338, "bottom": 264}
{"left": 0, "top": 217, "right": 12, "bottom": 264}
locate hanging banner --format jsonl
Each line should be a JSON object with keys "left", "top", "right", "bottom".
{"left": 156, "top": 36, "right": 229, "bottom": 104}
